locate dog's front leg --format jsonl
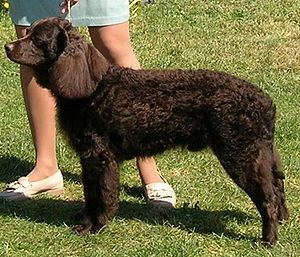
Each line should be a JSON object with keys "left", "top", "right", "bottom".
{"left": 73, "top": 147, "right": 119, "bottom": 235}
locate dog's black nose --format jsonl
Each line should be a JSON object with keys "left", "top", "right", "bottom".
{"left": 4, "top": 43, "right": 14, "bottom": 52}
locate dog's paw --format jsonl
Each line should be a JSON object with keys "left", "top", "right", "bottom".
{"left": 72, "top": 212, "right": 107, "bottom": 235}
{"left": 72, "top": 222, "right": 107, "bottom": 235}
{"left": 259, "top": 239, "right": 276, "bottom": 248}
{"left": 72, "top": 211, "right": 93, "bottom": 235}
{"left": 91, "top": 223, "right": 107, "bottom": 234}
{"left": 72, "top": 223, "right": 93, "bottom": 235}
{"left": 260, "top": 233, "right": 278, "bottom": 248}
{"left": 72, "top": 208, "right": 108, "bottom": 235}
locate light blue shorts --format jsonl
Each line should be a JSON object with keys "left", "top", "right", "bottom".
{"left": 8, "top": 0, "right": 129, "bottom": 27}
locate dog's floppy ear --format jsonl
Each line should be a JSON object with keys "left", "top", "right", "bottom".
{"left": 45, "top": 26, "right": 69, "bottom": 61}
{"left": 87, "top": 44, "right": 110, "bottom": 82}
{"left": 55, "top": 27, "right": 69, "bottom": 57}
{"left": 49, "top": 43, "right": 109, "bottom": 99}
{"left": 40, "top": 17, "right": 71, "bottom": 59}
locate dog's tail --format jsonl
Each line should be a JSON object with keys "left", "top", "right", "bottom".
{"left": 271, "top": 145, "right": 285, "bottom": 180}
{"left": 271, "top": 144, "right": 289, "bottom": 221}
{"left": 255, "top": 143, "right": 285, "bottom": 181}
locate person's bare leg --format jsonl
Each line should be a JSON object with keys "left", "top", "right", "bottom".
{"left": 88, "top": 22, "right": 163, "bottom": 185}
{"left": 16, "top": 26, "right": 59, "bottom": 182}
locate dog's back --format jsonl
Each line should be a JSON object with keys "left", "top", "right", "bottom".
{"left": 66, "top": 67, "right": 276, "bottom": 160}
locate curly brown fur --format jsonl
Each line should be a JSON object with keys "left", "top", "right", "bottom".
{"left": 5, "top": 17, "right": 288, "bottom": 246}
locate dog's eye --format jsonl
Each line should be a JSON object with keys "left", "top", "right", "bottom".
{"left": 31, "top": 33, "right": 44, "bottom": 48}
{"left": 32, "top": 39, "right": 42, "bottom": 47}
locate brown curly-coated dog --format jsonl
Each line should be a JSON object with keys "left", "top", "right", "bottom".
{"left": 5, "top": 17, "right": 288, "bottom": 246}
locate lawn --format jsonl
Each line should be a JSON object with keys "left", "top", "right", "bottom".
{"left": 0, "top": 1, "right": 299, "bottom": 256}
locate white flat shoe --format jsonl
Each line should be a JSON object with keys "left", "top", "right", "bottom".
{"left": 0, "top": 170, "right": 64, "bottom": 201}
{"left": 145, "top": 182, "right": 176, "bottom": 208}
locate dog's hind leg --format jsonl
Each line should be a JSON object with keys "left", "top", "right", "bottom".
{"left": 73, "top": 142, "right": 119, "bottom": 235}
{"left": 213, "top": 141, "right": 281, "bottom": 246}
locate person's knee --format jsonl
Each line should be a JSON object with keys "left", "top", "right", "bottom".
{"left": 88, "top": 23, "right": 139, "bottom": 67}
{"left": 15, "top": 25, "right": 29, "bottom": 38}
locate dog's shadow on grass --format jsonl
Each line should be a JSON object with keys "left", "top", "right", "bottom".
{"left": 0, "top": 190, "right": 257, "bottom": 243}
{"left": 0, "top": 156, "right": 256, "bottom": 242}
{"left": 120, "top": 185, "right": 257, "bottom": 241}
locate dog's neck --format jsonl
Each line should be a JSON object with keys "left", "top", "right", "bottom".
{"left": 33, "top": 64, "right": 53, "bottom": 88}
{"left": 33, "top": 38, "right": 111, "bottom": 100}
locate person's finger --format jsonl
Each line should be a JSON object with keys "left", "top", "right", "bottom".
{"left": 60, "top": 0, "right": 79, "bottom": 14}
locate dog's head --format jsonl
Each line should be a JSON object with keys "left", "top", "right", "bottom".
{"left": 5, "top": 17, "right": 72, "bottom": 66}
{"left": 5, "top": 17, "right": 109, "bottom": 99}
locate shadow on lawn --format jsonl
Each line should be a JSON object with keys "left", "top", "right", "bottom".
{"left": 0, "top": 156, "right": 257, "bottom": 242}
{"left": 0, "top": 194, "right": 257, "bottom": 243}
{"left": 119, "top": 186, "right": 257, "bottom": 241}
{"left": 0, "top": 155, "right": 80, "bottom": 183}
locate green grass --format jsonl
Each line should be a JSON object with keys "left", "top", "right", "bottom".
{"left": 0, "top": 1, "right": 300, "bottom": 256}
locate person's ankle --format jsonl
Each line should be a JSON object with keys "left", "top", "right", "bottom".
{"left": 27, "top": 164, "right": 59, "bottom": 182}
{"left": 136, "top": 157, "right": 164, "bottom": 185}
{"left": 141, "top": 175, "right": 164, "bottom": 185}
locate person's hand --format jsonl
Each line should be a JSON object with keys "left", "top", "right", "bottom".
{"left": 60, "top": 0, "right": 79, "bottom": 14}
